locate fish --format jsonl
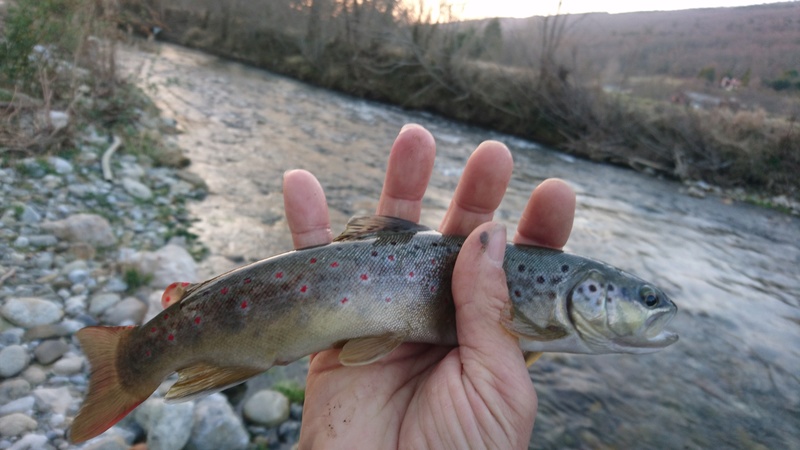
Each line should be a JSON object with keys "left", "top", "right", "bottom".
{"left": 69, "top": 215, "right": 678, "bottom": 442}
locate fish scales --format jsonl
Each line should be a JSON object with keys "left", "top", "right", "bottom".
{"left": 69, "top": 215, "right": 678, "bottom": 443}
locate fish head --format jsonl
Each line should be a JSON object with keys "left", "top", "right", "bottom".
{"left": 567, "top": 268, "right": 678, "bottom": 354}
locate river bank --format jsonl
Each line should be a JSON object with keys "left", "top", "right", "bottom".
{"left": 137, "top": 2, "right": 800, "bottom": 204}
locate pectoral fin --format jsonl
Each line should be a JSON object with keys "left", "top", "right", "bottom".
{"left": 339, "top": 333, "right": 404, "bottom": 366}
{"left": 165, "top": 362, "right": 265, "bottom": 402}
{"left": 524, "top": 352, "right": 543, "bottom": 367}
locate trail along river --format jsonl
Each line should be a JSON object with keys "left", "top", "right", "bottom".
{"left": 121, "top": 43, "right": 799, "bottom": 449}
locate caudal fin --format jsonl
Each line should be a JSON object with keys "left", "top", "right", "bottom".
{"left": 70, "top": 326, "right": 155, "bottom": 443}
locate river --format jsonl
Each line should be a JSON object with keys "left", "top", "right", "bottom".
{"left": 120, "top": 43, "right": 800, "bottom": 449}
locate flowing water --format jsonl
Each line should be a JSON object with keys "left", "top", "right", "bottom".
{"left": 121, "top": 43, "right": 800, "bottom": 449}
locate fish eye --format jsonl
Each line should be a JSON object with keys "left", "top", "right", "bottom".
{"left": 640, "top": 287, "right": 659, "bottom": 308}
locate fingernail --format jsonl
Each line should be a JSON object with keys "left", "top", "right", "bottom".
{"left": 484, "top": 223, "right": 506, "bottom": 266}
{"left": 400, "top": 123, "right": 418, "bottom": 133}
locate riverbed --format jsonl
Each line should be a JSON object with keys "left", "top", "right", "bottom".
{"left": 120, "top": 43, "right": 800, "bottom": 449}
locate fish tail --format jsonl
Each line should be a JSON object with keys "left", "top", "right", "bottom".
{"left": 70, "top": 326, "right": 157, "bottom": 443}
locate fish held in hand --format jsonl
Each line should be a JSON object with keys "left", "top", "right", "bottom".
{"left": 69, "top": 215, "right": 678, "bottom": 442}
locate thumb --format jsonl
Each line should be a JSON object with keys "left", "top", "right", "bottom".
{"left": 451, "top": 222, "right": 537, "bottom": 438}
{"left": 452, "top": 221, "right": 527, "bottom": 369}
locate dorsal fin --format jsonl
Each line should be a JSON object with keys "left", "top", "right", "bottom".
{"left": 333, "top": 215, "right": 432, "bottom": 242}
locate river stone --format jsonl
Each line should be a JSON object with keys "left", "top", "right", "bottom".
{"left": 0, "top": 378, "right": 31, "bottom": 403}
{"left": 21, "top": 366, "right": 47, "bottom": 386}
{"left": 19, "top": 205, "right": 41, "bottom": 224}
{"left": 40, "top": 213, "right": 116, "bottom": 248}
{"left": 1, "top": 297, "right": 64, "bottom": 327}
{"left": 121, "top": 177, "right": 153, "bottom": 200}
{"left": 7, "top": 432, "right": 49, "bottom": 450}
{"left": 89, "top": 293, "right": 122, "bottom": 315}
{"left": 134, "top": 398, "right": 194, "bottom": 450}
{"left": 52, "top": 356, "right": 84, "bottom": 375}
{"left": 0, "top": 345, "right": 30, "bottom": 377}
{"left": 187, "top": 394, "right": 248, "bottom": 450}
{"left": 48, "top": 155, "right": 73, "bottom": 174}
{"left": 0, "top": 395, "right": 35, "bottom": 416}
{"left": 32, "top": 386, "right": 73, "bottom": 415}
{"left": 102, "top": 297, "right": 147, "bottom": 325}
{"left": 34, "top": 340, "right": 69, "bottom": 365}
{"left": 243, "top": 389, "right": 290, "bottom": 426}
{"left": 0, "top": 413, "right": 37, "bottom": 437}
{"left": 122, "top": 244, "right": 198, "bottom": 289}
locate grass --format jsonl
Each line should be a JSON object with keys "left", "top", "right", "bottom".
{"left": 272, "top": 380, "right": 305, "bottom": 404}
{"left": 124, "top": 268, "right": 153, "bottom": 293}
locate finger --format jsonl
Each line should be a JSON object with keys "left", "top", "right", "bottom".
{"left": 513, "top": 178, "right": 576, "bottom": 249}
{"left": 283, "top": 169, "right": 333, "bottom": 249}
{"left": 376, "top": 124, "right": 436, "bottom": 222}
{"left": 439, "top": 141, "right": 513, "bottom": 235}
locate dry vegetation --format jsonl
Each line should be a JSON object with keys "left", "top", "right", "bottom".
{"left": 0, "top": 0, "right": 155, "bottom": 157}
{"left": 109, "top": 1, "right": 800, "bottom": 199}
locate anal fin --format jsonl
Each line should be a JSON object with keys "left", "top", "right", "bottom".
{"left": 165, "top": 362, "right": 264, "bottom": 402}
{"left": 339, "top": 333, "right": 404, "bottom": 366}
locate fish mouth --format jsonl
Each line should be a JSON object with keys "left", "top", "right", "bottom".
{"left": 640, "top": 309, "right": 679, "bottom": 348}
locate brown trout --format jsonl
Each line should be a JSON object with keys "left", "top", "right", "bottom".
{"left": 69, "top": 216, "right": 678, "bottom": 442}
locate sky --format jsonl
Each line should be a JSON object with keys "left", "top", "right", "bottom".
{"left": 456, "top": 0, "right": 791, "bottom": 18}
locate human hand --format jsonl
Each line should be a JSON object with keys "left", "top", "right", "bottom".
{"left": 282, "top": 124, "right": 576, "bottom": 449}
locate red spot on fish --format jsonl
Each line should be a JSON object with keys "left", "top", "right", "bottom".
{"left": 164, "top": 314, "right": 169, "bottom": 320}
{"left": 244, "top": 277, "right": 251, "bottom": 284}
{"left": 431, "top": 258, "right": 436, "bottom": 265}
{"left": 340, "top": 297, "right": 348, "bottom": 304}
{"left": 275, "top": 272, "right": 283, "bottom": 279}
{"left": 181, "top": 282, "right": 190, "bottom": 287}
{"left": 194, "top": 316, "right": 201, "bottom": 325}
{"left": 150, "top": 327, "right": 157, "bottom": 333}
{"left": 310, "top": 258, "right": 317, "bottom": 264}
{"left": 388, "top": 255, "right": 395, "bottom": 261}
{"left": 360, "top": 273, "right": 369, "bottom": 281}
{"left": 330, "top": 261, "right": 339, "bottom": 268}
{"left": 220, "top": 287, "right": 229, "bottom": 295}
{"left": 371, "top": 251, "right": 378, "bottom": 257}
{"left": 300, "top": 285, "right": 308, "bottom": 293}
{"left": 408, "top": 271, "right": 414, "bottom": 278}
{"left": 385, "top": 297, "right": 392, "bottom": 303}
{"left": 430, "top": 285, "right": 436, "bottom": 292}
{"left": 168, "top": 334, "right": 174, "bottom": 341}
{"left": 145, "top": 350, "right": 152, "bottom": 357}
{"left": 241, "top": 300, "right": 248, "bottom": 309}
{"left": 163, "top": 295, "right": 171, "bottom": 304}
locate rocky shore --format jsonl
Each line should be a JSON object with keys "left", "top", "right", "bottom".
{"left": 0, "top": 112, "right": 302, "bottom": 449}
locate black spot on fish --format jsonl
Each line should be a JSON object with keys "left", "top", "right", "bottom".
{"left": 607, "top": 297, "right": 613, "bottom": 303}
{"left": 536, "top": 275, "right": 546, "bottom": 284}
{"left": 390, "top": 241, "right": 397, "bottom": 246}
{"left": 431, "top": 242, "right": 438, "bottom": 247}
{"left": 589, "top": 284, "right": 597, "bottom": 293}
{"left": 561, "top": 264, "right": 569, "bottom": 273}
{"left": 414, "top": 245, "right": 421, "bottom": 250}
{"left": 514, "top": 290, "right": 522, "bottom": 297}
{"left": 577, "top": 287, "right": 583, "bottom": 294}
{"left": 608, "top": 284, "right": 615, "bottom": 292}
{"left": 371, "top": 251, "right": 378, "bottom": 257}
{"left": 548, "top": 292, "right": 556, "bottom": 300}
{"left": 479, "top": 231, "right": 489, "bottom": 247}
{"left": 550, "top": 276, "right": 562, "bottom": 285}
{"left": 518, "top": 264, "right": 526, "bottom": 272}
